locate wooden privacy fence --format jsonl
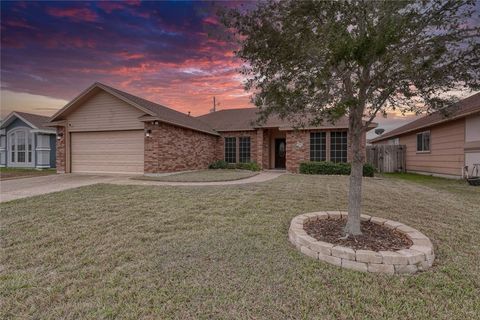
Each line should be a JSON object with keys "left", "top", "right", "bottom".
{"left": 366, "top": 145, "right": 406, "bottom": 173}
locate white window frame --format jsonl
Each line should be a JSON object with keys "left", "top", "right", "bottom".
{"left": 0, "top": 135, "right": 6, "bottom": 166}
{"left": 36, "top": 134, "right": 51, "bottom": 168}
{"left": 7, "top": 127, "right": 35, "bottom": 167}
{"left": 416, "top": 131, "right": 431, "bottom": 153}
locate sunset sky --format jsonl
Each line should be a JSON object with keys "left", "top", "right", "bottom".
{"left": 1, "top": 1, "right": 477, "bottom": 136}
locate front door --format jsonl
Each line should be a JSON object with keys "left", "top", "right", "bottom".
{"left": 275, "top": 138, "right": 286, "bottom": 169}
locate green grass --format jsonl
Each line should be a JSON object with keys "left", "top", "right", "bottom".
{"left": 1, "top": 175, "right": 479, "bottom": 319}
{"left": 0, "top": 167, "right": 56, "bottom": 180}
{"left": 381, "top": 172, "right": 479, "bottom": 197}
{"left": 134, "top": 169, "right": 259, "bottom": 182}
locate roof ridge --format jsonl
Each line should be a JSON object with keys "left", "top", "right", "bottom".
{"left": 14, "top": 111, "right": 51, "bottom": 119}
{"left": 197, "top": 107, "right": 257, "bottom": 118}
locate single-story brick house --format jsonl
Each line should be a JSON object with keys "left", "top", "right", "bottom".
{"left": 370, "top": 92, "right": 480, "bottom": 178}
{"left": 0, "top": 111, "right": 56, "bottom": 169}
{"left": 48, "top": 82, "right": 375, "bottom": 174}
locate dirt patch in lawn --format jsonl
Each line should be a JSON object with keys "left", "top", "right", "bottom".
{"left": 304, "top": 218, "right": 412, "bottom": 251}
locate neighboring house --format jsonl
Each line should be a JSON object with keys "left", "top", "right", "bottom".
{"left": 48, "top": 82, "right": 375, "bottom": 174}
{"left": 371, "top": 92, "right": 480, "bottom": 178}
{"left": 0, "top": 111, "right": 56, "bottom": 169}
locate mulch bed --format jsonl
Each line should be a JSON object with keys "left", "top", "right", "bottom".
{"left": 304, "top": 218, "right": 412, "bottom": 251}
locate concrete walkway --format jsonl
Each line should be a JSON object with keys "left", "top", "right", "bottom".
{"left": 0, "top": 171, "right": 284, "bottom": 203}
{"left": 111, "top": 170, "right": 285, "bottom": 187}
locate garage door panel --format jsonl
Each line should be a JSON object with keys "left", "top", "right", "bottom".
{"left": 71, "top": 130, "right": 144, "bottom": 174}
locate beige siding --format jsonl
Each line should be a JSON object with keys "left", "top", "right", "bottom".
{"left": 399, "top": 118, "right": 465, "bottom": 176}
{"left": 66, "top": 91, "right": 145, "bottom": 132}
{"left": 71, "top": 131, "right": 144, "bottom": 174}
{"left": 465, "top": 114, "right": 480, "bottom": 142}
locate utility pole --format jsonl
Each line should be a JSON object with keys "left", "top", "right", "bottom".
{"left": 210, "top": 96, "right": 216, "bottom": 113}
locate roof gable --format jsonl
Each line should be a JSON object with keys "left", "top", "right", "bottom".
{"left": 371, "top": 92, "right": 480, "bottom": 142}
{"left": 1, "top": 111, "right": 54, "bottom": 132}
{"left": 49, "top": 82, "right": 218, "bottom": 136}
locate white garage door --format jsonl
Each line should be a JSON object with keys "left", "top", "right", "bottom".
{"left": 71, "top": 130, "right": 144, "bottom": 174}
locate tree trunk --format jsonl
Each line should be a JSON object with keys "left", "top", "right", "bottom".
{"left": 345, "top": 110, "right": 365, "bottom": 236}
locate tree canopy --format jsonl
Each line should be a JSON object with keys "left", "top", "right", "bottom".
{"left": 221, "top": 0, "right": 479, "bottom": 236}
{"left": 221, "top": 0, "right": 479, "bottom": 128}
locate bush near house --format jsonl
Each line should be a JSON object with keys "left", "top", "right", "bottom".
{"left": 299, "top": 161, "right": 375, "bottom": 177}
{"left": 208, "top": 160, "right": 230, "bottom": 169}
{"left": 208, "top": 160, "right": 261, "bottom": 171}
{"left": 235, "top": 162, "right": 261, "bottom": 171}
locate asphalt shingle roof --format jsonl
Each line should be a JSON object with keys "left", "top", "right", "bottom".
{"left": 371, "top": 92, "right": 480, "bottom": 143}
{"left": 197, "top": 108, "right": 351, "bottom": 131}
{"left": 1, "top": 111, "right": 53, "bottom": 131}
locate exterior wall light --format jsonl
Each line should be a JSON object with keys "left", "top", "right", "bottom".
{"left": 57, "top": 132, "right": 64, "bottom": 140}
{"left": 145, "top": 129, "right": 152, "bottom": 137}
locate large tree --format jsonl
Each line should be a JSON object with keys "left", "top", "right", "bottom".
{"left": 220, "top": 0, "right": 479, "bottom": 236}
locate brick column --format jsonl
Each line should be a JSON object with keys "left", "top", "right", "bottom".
{"left": 256, "top": 129, "right": 264, "bottom": 169}
{"left": 286, "top": 130, "right": 309, "bottom": 173}
{"left": 55, "top": 126, "right": 66, "bottom": 173}
{"left": 144, "top": 122, "right": 159, "bottom": 173}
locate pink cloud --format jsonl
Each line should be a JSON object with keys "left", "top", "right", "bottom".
{"left": 4, "top": 19, "right": 35, "bottom": 30}
{"left": 46, "top": 7, "right": 98, "bottom": 22}
{"left": 203, "top": 16, "right": 219, "bottom": 26}
{"left": 97, "top": 1, "right": 126, "bottom": 13}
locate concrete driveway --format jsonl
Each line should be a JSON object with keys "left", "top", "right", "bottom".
{"left": 0, "top": 174, "right": 126, "bottom": 203}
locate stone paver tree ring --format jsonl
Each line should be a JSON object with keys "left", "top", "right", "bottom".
{"left": 289, "top": 211, "right": 435, "bottom": 275}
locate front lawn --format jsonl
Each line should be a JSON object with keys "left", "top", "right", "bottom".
{"left": 1, "top": 175, "right": 479, "bottom": 319}
{"left": 136, "top": 169, "right": 259, "bottom": 182}
{"left": 0, "top": 167, "right": 56, "bottom": 180}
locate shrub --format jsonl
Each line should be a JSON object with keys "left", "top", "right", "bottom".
{"left": 208, "top": 160, "right": 229, "bottom": 169}
{"left": 299, "top": 161, "right": 375, "bottom": 177}
{"left": 235, "top": 162, "right": 261, "bottom": 171}
{"left": 362, "top": 163, "right": 375, "bottom": 177}
{"left": 208, "top": 160, "right": 261, "bottom": 171}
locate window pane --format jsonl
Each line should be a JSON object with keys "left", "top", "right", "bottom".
{"left": 310, "top": 132, "right": 326, "bottom": 161}
{"left": 17, "top": 131, "right": 25, "bottom": 151}
{"left": 18, "top": 151, "right": 25, "bottom": 162}
{"left": 330, "top": 131, "right": 348, "bottom": 163}
{"left": 423, "top": 132, "right": 430, "bottom": 151}
{"left": 10, "top": 134, "right": 15, "bottom": 162}
{"left": 239, "top": 137, "right": 251, "bottom": 163}
{"left": 224, "top": 137, "right": 236, "bottom": 163}
{"left": 417, "top": 133, "right": 423, "bottom": 151}
{"left": 10, "top": 134, "right": 15, "bottom": 151}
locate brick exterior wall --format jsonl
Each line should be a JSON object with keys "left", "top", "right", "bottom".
{"left": 256, "top": 129, "right": 264, "bottom": 168}
{"left": 262, "top": 131, "right": 269, "bottom": 169}
{"left": 285, "top": 130, "right": 310, "bottom": 172}
{"left": 216, "top": 131, "right": 258, "bottom": 164}
{"left": 144, "top": 122, "right": 219, "bottom": 173}
{"left": 55, "top": 126, "right": 66, "bottom": 173}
